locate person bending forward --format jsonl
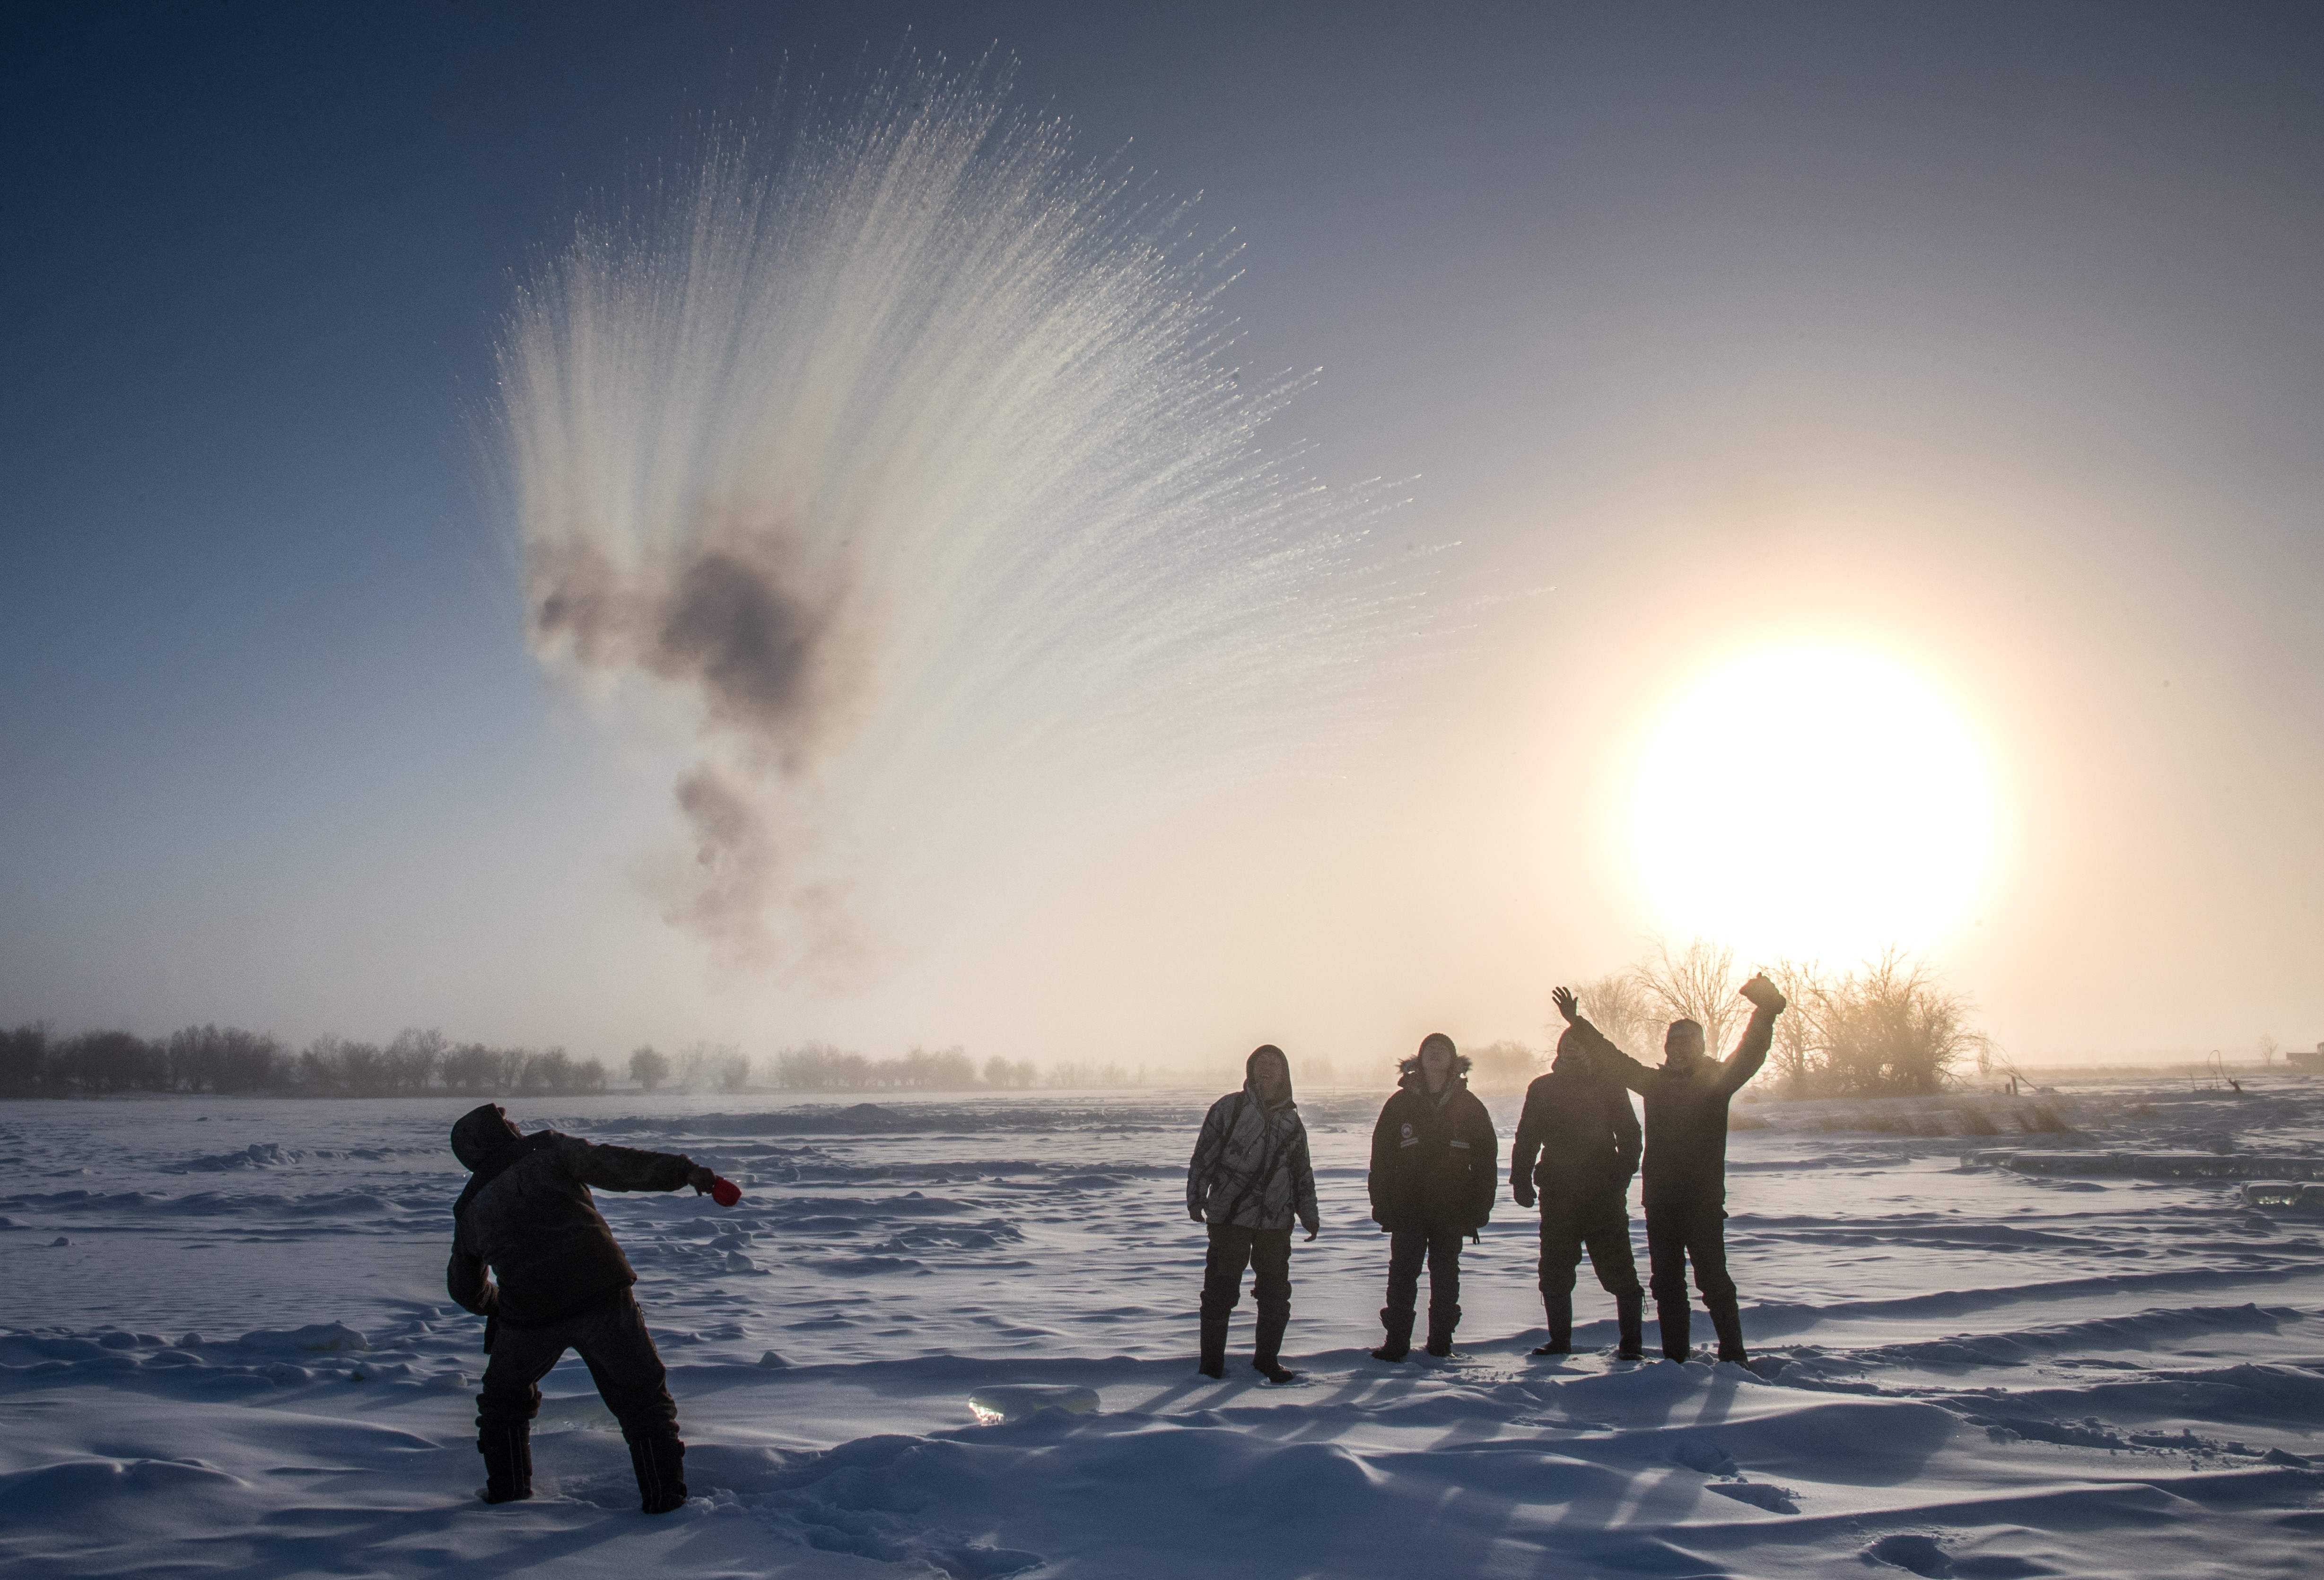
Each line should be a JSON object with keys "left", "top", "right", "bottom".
{"left": 1554, "top": 975, "right": 1786, "bottom": 1364}
{"left": 1511, "top": 1024, "right": 1645, "bottom": 1358}
{"left": 1186, "top": 1045, "right": 1321, "bottom": 1384}
{"left": 446, "top": 1103, "right": 729, "bottom": 1511}
{"left": 1367, "top": 1033, "right": 1497, "bottom": 1360}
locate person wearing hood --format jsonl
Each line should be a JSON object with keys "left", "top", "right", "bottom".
{"left": 1186, "top": 1044, "right": 1321, "bottom": 1384}
{"left": 1366, "top": 1033, "right": 1498, "bottom": 1360}
{"left": 446, "top": 1102, "right": 728, "bottom": 1512}
{"left": 1553, "top": 974, "right": 1787, "bottom": 1365}
{"left": 1511, "top": 1025, "right": 1645, "bottom": 1359}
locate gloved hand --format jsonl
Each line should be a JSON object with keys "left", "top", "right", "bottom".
{"left": 1513, "top": 1182, "right": 1536, "bottom": 1210}
{"left": 1188, "top": 1204, "right": 1206, "bottom": 1224}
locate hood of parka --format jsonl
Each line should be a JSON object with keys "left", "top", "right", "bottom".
{"left": 1244, "top": 1044, "right": 1295, "bottom": 1109}
{"left": 1396, "top": 1064, "right": 1472, "bottom": 1101}
{"left": 1397, "top": 1050, "right": 1473, "bottom": 1083}
{"left": 451, "top": 1103, "right": 523, "bottom": 1170}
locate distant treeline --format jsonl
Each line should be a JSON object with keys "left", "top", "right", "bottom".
{"left": 0, "top": 1025, "right": 608, "bottom": 1099}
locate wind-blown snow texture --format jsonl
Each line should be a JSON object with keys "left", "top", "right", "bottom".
{"left": 3, "top": 1080, "right": 2320, "bottom": 1577}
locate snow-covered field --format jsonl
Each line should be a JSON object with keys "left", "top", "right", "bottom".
{"left": 4, "top": 1078, "right": 2322, "bottom": 1577}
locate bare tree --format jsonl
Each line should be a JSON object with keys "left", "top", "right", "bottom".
{"left": 629, "top": 1046, "right": 671, "bottom": 1092}
{"left": 1808, "top": 948, "right": 1987, "bottom": 1095}
{"left": 1627, "top": 937, "right": 1741, "bottom": 1058}
{"left": 1566, "top": 972, "right": 1660, "bottom": 1058}
{"left": 2259, "top": 1035, "right": 2280, "bottom": 1067}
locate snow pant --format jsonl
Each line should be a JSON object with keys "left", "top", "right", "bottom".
{"left": 1538, "top": 1195, "right": 1643, "bottom": 1352}
{"left": 477, "top": 1287, "right": 681, "bottom": 1441}
{"left": 1200, "top": 1223, "right": 1293, "bottom": 1370}
{"left": 1644, "top": 1197, "right": 1747, "bottom": 1362}
{"left": 1385, "top": 1224, "right": 1465, "bottom": 1350}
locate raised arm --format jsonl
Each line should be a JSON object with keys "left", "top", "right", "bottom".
{"left": 553, "top": 1134, "right": 705, "bottom": 1194}
{"left": 1716, "top": 975, "right": 1788, "bottom": 1096}
{"left": 1553, "top": 985, "right": 1654, "bottom": 1093}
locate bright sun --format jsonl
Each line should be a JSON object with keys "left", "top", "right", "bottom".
{"left": 1632, "top": 647, "right": 1992, "bottom": 963}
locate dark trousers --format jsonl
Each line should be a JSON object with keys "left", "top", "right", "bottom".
{"left": 1643, "top": 1197, "right": 1735, "bottom": 1307}
{"left": 1201, "top": 1224, "right": 1293, "bottom": 1361}
{"left": 1539, "top": 1196, "right": 1643, "bottom": 1300}
{"left": 478, "top": 1288, "right": 679, "bottom": 1442}
{"left": 1385, "top": 1225, "right": 1465, "bottom": 1332}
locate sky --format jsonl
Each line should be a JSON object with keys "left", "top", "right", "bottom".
{"left": 4, "top": 1, "right": 2320, "bottom": 1069}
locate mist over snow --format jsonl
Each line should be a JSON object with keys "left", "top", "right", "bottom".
{"left": 4, "top": 1079, "right": 2322, "bottom": 1574}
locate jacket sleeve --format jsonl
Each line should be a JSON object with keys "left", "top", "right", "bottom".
{"left": 1466, "top": 1097, "right": 1499, "bottom": 1228}
{"left": 446, "top": 1214, "right": 498, "bottom": 1317}
{"left": 554, "top": 1134, "right": 694, "bottom": 1193}
{"left": 1716, "top": 1005, "right": 1780, "bottom": 1096}
{"left": 1569, "top": 1017, "right": 1654, "bottom": 1093}
{"left": 1289, "top": 1122, "right": 1319, "bottom": 1234}
{"left": 1187, "top": 1099, "right": 1227, "bottom": 1217}
{"left": 1608, "top": 1082, "right": 1642, "bottom": 1183}
{"left": 1367, "top": 1098, "right": 1399, "bottom": 1223}
{"left": 1509, "top": 1082, "right": 1543, "bottom": 1196}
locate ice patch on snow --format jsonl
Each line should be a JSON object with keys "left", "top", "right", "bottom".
{"left": 966, "top": 1385, "right": 1100, "bottom": 1423}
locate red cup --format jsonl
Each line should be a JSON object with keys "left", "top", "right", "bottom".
{"left": 710, "top": 1177, "right": 741, "bottom": 1207}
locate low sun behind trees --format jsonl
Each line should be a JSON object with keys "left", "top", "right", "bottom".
{"left": 1571, "top": 939, "right": 1992, "bottom": 1098}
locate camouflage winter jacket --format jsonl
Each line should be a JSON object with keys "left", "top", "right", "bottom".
{"left": 446, "top": 1116, "right": 697, "bottom": 1327}
{"left": 1187, "top": 1083, "right": 1320, "bottom": 1234}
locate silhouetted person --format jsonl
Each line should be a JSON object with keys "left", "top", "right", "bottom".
{"left": 446, "top": 1103, "right": 727, "bottom": 1511}
{"left": 1555, "top": 975, "right": 1786, "bottom": 1365}
{"left": 1186, "top": 1045, "right": 1320, "bottom": 1384}
{"left": 1511, "top": 1025, "right": 1645, "bottom": 1359}
{"left": 1367, "top": 1032, "right": 1498, "bottom": 1360}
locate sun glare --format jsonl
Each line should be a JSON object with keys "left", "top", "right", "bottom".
{"left": 1632, "top": 647, "right": 1992, "bottom": 963}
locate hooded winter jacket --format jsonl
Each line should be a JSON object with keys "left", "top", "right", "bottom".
{"left": 1187, "top": 1058, "right": 1320, "bottom": 1234}
{"left": 446, "top": 1104, "right": 699, "bottom": 1327}
{"left": 1368, "top": 1069, "right": 1498, "bottom": 1232}
{"left": 1510, "top": 1037, "right": 1641, "bottom": 1205}
{"left": 1565, "top": 1006, "right": 1777, "bottom": 1207}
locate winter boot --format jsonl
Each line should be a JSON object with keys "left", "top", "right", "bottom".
{"left": 628, "top": 1432, "right": 688, "bottom": 1515}
{"left": 1252, "top": 1307, "right": 1294, "bottom": 1384}
{"left": 477, "top": 1420, "right": 532, "bottom": 1505}
{"left": 1530, "top": 1292, "right": 1573, "bottom": 1356}
{"left": 1197, "top": 1312, "right": 1228, "bottom": 1379}
{"left": 1424, "top": 1304, "right": 1459, "bottom": 1358}
{"left": 1615, "top": 1294, "right": 1645, "bottom": 1361}
{"left": 1706, "top": 1292, "right": 1749, "bottom": 1365}
{"left": 1658, "top": 1298, "right": 1693, "bottom": 1362}
{"left": 1371, "top": 1306, "right": 1414, "bottom": 1363}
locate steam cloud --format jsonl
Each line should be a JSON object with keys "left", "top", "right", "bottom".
{"left": 495, "top": 61, "right": 1412, "bottom": 974}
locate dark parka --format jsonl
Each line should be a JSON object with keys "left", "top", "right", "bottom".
{"left": 1564, "top": 1006, "right": 1778, "bottom": 1206}
{"left": 446, "top": 1104, "right": 700, "bottom": 1328}
{"left": 1510, "top": 1039, "right": 1641, "bottom": 1206}
{"left": 1368, "top": 1068, "right": 1498, "bottom": 1233}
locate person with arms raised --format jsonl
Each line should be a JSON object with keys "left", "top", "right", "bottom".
{"left": 1186, "top": 1045, "right": 1321, "bottom": 1384}
{"left": 1553, "top": 975, "right": 1786, "bottom": 1365}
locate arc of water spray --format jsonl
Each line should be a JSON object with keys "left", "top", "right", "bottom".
{"left": 494, "top": 58, "right": 1420, "bottom": 976}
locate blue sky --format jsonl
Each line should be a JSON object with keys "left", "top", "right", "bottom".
{"left": 5, "top": 2, "right": 2320, "bottom": 1063}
